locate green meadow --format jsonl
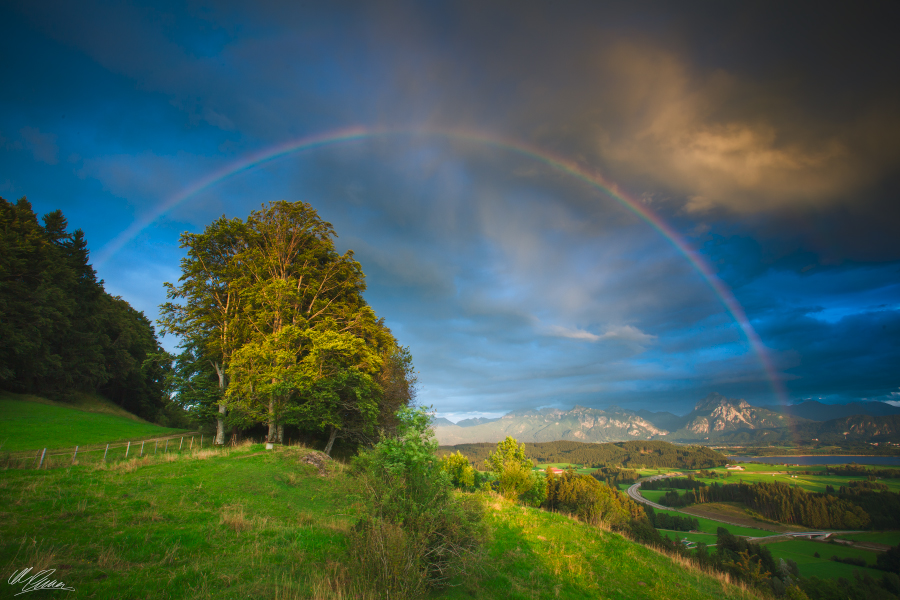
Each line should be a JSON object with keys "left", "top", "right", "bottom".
{"left": 0, "top": 444, "right": 760, "bottom": 600}
{"left": 0, "top": 391, "right": 188, "bottom": 453}
{"left": 650, "top": 508, "right": 776, "bottom": 539}
{"left": 836, "top": 532, "right": 900, "bottom": 546}
{"left": 763, "top": 539, "right": 883, "bottom": 580}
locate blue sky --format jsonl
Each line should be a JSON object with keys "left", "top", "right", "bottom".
{"left": 2, "top": 1, "right": 898, "bottom": 418}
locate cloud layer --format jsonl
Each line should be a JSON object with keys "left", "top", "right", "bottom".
{"left": 1, "top": 1, "right": 898, "bottom": 416}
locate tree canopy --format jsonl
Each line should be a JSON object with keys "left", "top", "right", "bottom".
{"left": 161, "top": 201, "right": 415, "bottom": 453}
{"left": 0, "top": 197, "right": 175, "bottom": 423}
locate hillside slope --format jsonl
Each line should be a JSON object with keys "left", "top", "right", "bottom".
{"left": 0, "top": 391, "right": 187, "bottom": 451}
{"left": 0, "top": 443, "right": 758, "bottom": 600}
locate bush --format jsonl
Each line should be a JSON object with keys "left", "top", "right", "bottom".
{"left": 488, "top": 436, "right": 547, "bottom": 504}
{"left": 441, "top": 451, "right": 475, "bottom": 490}
{"left": 351, "top": 407, "right": 486, "bottom": 598}
{"left": 543, "top": 470, "right": 637, "bottom": 529}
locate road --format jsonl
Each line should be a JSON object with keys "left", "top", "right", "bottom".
{"left": 626, "top": 474, "right": 865, "bottom": 542}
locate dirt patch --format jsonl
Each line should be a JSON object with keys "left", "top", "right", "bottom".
{"left": 299, "top": 451, "right": 331, "bottom": 476}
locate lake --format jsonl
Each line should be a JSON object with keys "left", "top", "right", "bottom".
{"left": 728, "top": 455, "right": 900, "bottom": 466}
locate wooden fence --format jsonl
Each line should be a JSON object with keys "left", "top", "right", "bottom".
{"left": 1, "top": 432, "right": 216, "bottom": 470}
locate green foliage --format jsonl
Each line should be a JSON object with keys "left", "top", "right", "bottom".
{"left": 591, "top": 465, "right": 640, "bottom": 487}
{"left": 441, "top": 450, "right": 476, "bottom": 489}
{"left": 486, "top": 436, "right": 546, "bottom": 504}
{"left": 352, "top": 406, "right": 485, "bottom": 597}
{"left": 0, "top": 197, "right": 172, "bottom": 422}
{"left": 643, "top": 506, "right": 699, "bottom": 532}
{"left": 0, "top": 392, "right": 187, "bottom": 452}
{"left": 877, "top": 545, "right": 900, "bottom": 575}
{"left": 543, "top": 470, "right": 641, "bottom": 530}
{"left": 661, "top": 480, "right": 872, "bottom": 529}
{"left": 440, "top": 439, "right": 726, "bottom": 470}
{"left": 488, "top": 436, "right": 532, "bottom": 473}
{"left": 161, "top": 201, "right": 415, "bottom": 451}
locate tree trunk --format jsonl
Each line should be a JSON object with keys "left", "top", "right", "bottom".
{"left": 213, "top": 362, "right": 226, "bottom": 445}
{"left": 324, "top": 426, "right": 337, "bottom": 456}
{"left": 276, "top": 424, "right": 284, "bottom": 444}
{"left": 267, "top": 395, "right": 276, "bottom": 442}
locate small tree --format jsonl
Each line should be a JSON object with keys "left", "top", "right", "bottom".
{"left": 441, "top": 451, "right": 475, "bottom": 490}
{"left": 488, "top": 436, "right": 545, "bottom": 503}
{"left": 487, "top": 436, "right": 531, "bottom": 474}
{"left": 352, "top": 406, "right": 485, "bottom": 597}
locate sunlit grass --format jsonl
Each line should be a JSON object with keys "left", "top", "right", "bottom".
{"left": 0, "top": 392, "right": 187, "bottom": 452}
{"left": 0, "top": 444, "right": 764, "bottom": 599}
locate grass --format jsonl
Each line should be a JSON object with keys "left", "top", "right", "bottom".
{"left": 835, "top": 532, "right": 900, "bottom": 546}
{"left": 689, "top": 470, "right": 900, "bottom": 494}
{"left": 0, "top": 391, "right": 188, "bottom": 452}
{"left": 651, "top": 509, "right": 777, "bottom": 539}
{"left": 762, "top": 539, "right": 884, "bottom": 580}
{"left": 0, "top": 443, "right": 764, "bottom": 600}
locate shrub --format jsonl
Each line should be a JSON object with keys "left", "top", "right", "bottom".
{"left": 543, "top": 470, "right": 636, "bottom": 529}
{"left": 351, "top": 407, "right": 486, "bottom": 598}
{"left": 441, "top": 451, "right": 475, "bottom": 490}
{"left": 488, "top": 436, "right": 546, "bottom": 504}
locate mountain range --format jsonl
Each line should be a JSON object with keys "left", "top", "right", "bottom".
{"left": 433, "top": 393, "right": 900, "bottom": 445}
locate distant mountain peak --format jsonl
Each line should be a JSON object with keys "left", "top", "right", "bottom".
{"left": 694, "top": 393, "right": 749, "bottom": 411}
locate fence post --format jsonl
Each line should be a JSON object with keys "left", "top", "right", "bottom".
{"left": 179, "top": 437, "right": 184, "bottom": 451}
{"left": 140, "top": 441, "right": 144, "bottom": 457}
{"left": 165, "top": 439, "right": 169, "bottom": 453}
{"left": 72, "top": 445, "right": 78, "bottom": 464}
{"left": 38, "top": 448, "right": 46, "bottom": 469}
{"left": 155, "top": 440, "right": 158, "bottom": 454}
{"left": 190, "top": 437, "right": 194, "bottom": 451}
{"left": 103, "top": 444, "right": 109, "bottom": 462}
{"left": 125, "top": 441, "right": 130, "bottom": 458}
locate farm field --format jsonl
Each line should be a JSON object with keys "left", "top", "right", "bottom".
{"left": 0, "top": 392, "right": 188, "bottom": 452}
{"left": 835, "top": 531, "right": 900, "bottom": 546}
{"left": 535, "top": 462, "right": 594, "bottom": 475}
{"left": 763, "top": 539, "right": 884, "bottom": 580}
{"left": 0, "top": 444, "right": 758, "bottom": 600}
{"left": 651, "top": 508, "right": 775, "bottom": 538}
{"left": 658, "top": 530, "right": 718, "bottom": 546}
{"left": 688, "top": 470, "right": 900, "bottom": 494}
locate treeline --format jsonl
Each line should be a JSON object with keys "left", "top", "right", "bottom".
{"left": 438, "top": 440, "right": 727, "bottom": 470}
{"left": 642, "top": 476, "right": 706, "bottom": 490}
{"left": 827, "top": 464, "right": 900, "bottom": 478}
{"left": 660, "top": 481, "right": 870, "bottom": 529}
{"left": 643, "top": 506, "right": 698, "bottom": 531}
{"left": 590, "top": 466, "right": 639, "bottom": 486}
{"left": 0, "top": 197, "right": 177, "bottom": 423}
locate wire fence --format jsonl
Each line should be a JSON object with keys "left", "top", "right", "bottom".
{"left": 0, "top": 432, "right": 221, "bottom": 470}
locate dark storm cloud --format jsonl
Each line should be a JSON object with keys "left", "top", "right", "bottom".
{"left": 2, "top": 1, "right": 898, "bottom": 417}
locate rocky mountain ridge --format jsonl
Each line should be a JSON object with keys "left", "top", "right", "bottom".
{"left": 432, "top": 393, "right": 900, "bottom": 445}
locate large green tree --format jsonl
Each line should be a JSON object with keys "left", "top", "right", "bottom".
{"left": 162, "top": 200, "right": 414, "bottom": 454}
{"left": 1, "top": 197, "right": 172, "bottom": 422}
{"left": 159, "top": 216, "right": 246, "bottom": 444}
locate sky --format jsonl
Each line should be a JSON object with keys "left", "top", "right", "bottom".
{"left": 2, "top": 1, "right": 898, "bottom": 419}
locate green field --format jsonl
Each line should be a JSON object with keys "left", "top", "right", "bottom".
{"left": 0, "top": 392, "right": 187, "bottom": 452}
{"left": 651, "top": 508, "right": 776, "bottom": 538}
{"left": 835, "top": 531, "right": 900, "bottom": 546}
{"left": 764, "top": 539, "right": 883, "bottom": 580}
{"left": 535, "top": 462, "right": 595, "bottom": 475}
{"left": 0, "top": 444, "right": 756, "bottom": 600}
{"left": 657, "top": 530, "right": 718, "bottom": 546}
{"left": 688, "top": 469, "right": 900, "bottom": 494}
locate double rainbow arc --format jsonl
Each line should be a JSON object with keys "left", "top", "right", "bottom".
{"left": 95, "top": 126, "right": 788, "bottom": 408}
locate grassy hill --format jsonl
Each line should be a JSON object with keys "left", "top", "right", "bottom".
{"left": 0, "top": 391, "right": 188, "bottom": 452}
{"left": 0, "top": 443, "right": 761, "bottom": 600}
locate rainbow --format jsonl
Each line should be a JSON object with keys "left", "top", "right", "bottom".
{"left": 95, "top": 126, "right": 789, "bottom": 408}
